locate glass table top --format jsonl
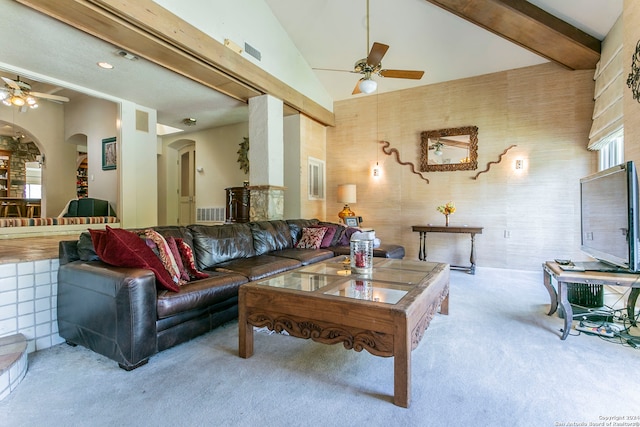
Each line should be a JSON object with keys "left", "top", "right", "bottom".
{"left": 252, "top": 258, "right": 443, "bottom": 305}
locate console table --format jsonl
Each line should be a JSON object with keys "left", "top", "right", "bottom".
{"left": 412, "top": 225, "right": 483, "bottom": 274}
{"left": 542, "top": 261, "right": 640, "bottom": 340}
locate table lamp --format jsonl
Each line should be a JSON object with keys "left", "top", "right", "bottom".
{"left": 337, "top": 184, "right": 356, "bottom": 222}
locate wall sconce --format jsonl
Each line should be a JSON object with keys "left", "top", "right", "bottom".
{"left": 372, "top": 162, "right": 381, "bottom": 177}
{"left": 337, "top": 184, "right": 357, "bottom": 221}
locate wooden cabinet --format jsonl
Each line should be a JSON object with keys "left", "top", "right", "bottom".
{"left": 225, "top": 186, "right": 250, "bottom": 223}
{"left": 77, "top": 158, "right": 88, "bottom": 198}
{"left": 0, "top": 150, "right": 10, "bottom": 198}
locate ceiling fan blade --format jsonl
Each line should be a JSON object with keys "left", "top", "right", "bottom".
{"left": 2, "top": 76, "right": 20, "bottom": 90}
{"left": 312, "top": 67, "right": 357, "bottom": 74}
{"left": 352, "top": 79, "right": 362, "bottom": 95}
{"left": 366, "top": 42, "right": 389, "bottom": 67}
{"left": 30, "top": 91, "right": 70, "bottom": 102}
{"left": 379, "top": 69, "right": 425, "bottom": 79}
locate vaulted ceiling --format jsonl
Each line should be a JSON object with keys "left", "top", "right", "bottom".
{"left": 0, "top": 0, "right": 623, "bottom": 133}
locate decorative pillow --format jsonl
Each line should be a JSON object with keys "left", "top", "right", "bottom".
{"left": 329, "top": 224, "right": 347, "bottom": 247}
{"left": 175, "top": 238, "right": 209, "bottom": 280}
{"left": 312, "top": 224, "right": 337, "bottom": 248}
{"left": 295, "top": 227, "right": 327, "bottom": 249}
{"left": 89, "top": 226, "right": 179, "bottom": 292}
{"left": 337, "top": 226, "right": 362, "bottom": 246}
{"left": 166, "top": 236, "right": 190, "bottom": 282}
{"left": 142, "top": 229, "right": 184, "bottom": 287}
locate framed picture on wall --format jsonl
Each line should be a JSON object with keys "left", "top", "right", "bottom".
{"left": 102, "top": 137, "right": 117, "bottom": 170}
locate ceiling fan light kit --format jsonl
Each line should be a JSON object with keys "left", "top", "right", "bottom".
{"left": 1, "top": 76, "right": 69, "bottom": 110}
{"left": 358, "top": 78, "right": 377, "bottom": 94}
{"left": 313, "top": 0, "right": 425, "bottom": 96}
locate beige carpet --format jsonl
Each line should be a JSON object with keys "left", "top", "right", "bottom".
{"left": 1, "top": 267, "right": 638, "bottom": 426}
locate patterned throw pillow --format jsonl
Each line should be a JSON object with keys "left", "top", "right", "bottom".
{"left": 142, "top": 229, "right": 185, "bottom": 287}
{"left": 175, "top": 238, "right": 209, "bottom": 280}
{"left": 295, "top": 227, "right": 327, "bottom": 249}
{"left": 166, "top": 236, "right": 190, "bottom": 282}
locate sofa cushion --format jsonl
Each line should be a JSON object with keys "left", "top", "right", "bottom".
{"left": 295, "top": 227, "right": 327, "bottom": 249}
{"left": 89, "top": 226, "right": 180, "bottom": 292}
{"left": 189, "top": 223, "right": 256, "bottom": 270}
{"left": 77, "top": 231, "right": 100, "bottom": 261}
{"left": 249, "top": 220, "right": 293, "bottom": 255}
{"left": 214, "top": 255, "right": 301, "bottom": 281}
{"left": 270, "top": 248, "right": 335, "bottom": 265}
{"left": 156, "top": 271, "right": 248, "bottom": 319}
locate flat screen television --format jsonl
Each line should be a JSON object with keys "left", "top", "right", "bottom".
{"left": 580, "top": 161, "right": 640, "bottom": 273}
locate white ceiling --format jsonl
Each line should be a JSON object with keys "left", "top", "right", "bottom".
{"left": 265, "top": 0, "right": 623, "bottom": 101}
{"left": 0, "top": 0, "right": 623, "bottom": 135}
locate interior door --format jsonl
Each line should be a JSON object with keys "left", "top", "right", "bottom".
{"left": 178, "top": 145, "right": 195, "bottom": 225}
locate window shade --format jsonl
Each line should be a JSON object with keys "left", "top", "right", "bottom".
{"left": 25, "top": 162, "right": 41, "bottom": 185}
{"left": 588, "top": 14, "right": 623, "bottom": 151}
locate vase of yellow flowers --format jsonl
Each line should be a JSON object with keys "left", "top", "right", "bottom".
{"left": 437, "top": 201, "right": 456, "bottom": 226}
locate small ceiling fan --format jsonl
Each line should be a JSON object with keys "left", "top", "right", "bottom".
{"left": 315, "top": 0, "right": 424, "bottom": 95}
{"left": 1, "top": 76, "right": 69, "bottom": 110}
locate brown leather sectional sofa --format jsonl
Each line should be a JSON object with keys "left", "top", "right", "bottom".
{"left": 57, "top": 219, "right": 405, "bottom": 370}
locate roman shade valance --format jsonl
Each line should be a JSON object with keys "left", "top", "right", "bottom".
{"left": 588, "top": 15, "right": 623, "bottom": 151}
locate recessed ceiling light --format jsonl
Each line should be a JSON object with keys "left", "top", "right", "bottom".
{"left": 97, "top": 62, "right": 114, "bottom": 69}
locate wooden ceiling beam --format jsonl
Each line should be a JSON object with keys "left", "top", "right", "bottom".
{"left": 424, "top": 0, "right": 601, "bottom": 70}
{"left": 16, "top": 0, "right": 335, "bottom": 126}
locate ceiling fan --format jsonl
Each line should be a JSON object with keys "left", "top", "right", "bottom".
{"left": 1, "top": 76, "right": 69, "bottom": 110}
{"left": 315, "top": 0, "right": 424, "bottom": 95}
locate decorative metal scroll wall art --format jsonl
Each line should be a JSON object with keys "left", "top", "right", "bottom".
{"left": 627, "top": 39, "right": 640, "bottom": 103}
{"left": 472, "top": 145, "right": 517, "bottom": 180}
{"left": 419, "top": 126, "right": 478, "bottom": 172}
{"left": 379, "top": 140, "right": 430, "bottom": 183}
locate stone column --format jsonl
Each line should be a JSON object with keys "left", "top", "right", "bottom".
{"left": 248, "top": 95, "right": 285, "bottom": 221}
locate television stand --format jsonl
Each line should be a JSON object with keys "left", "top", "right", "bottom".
{"left": 571, "top": 261, "right": 632, "bottom": 274}
{"left": 542, "top": 261, "right": 640, "bottom": 340}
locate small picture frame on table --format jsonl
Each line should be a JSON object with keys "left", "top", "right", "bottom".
{"left": 344, "top": 216, "right": 360, "bottom": 227}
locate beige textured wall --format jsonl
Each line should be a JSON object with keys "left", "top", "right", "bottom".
{"left": 624, "top": 0, "right": 640, "bottom": 163}
{"left": 327, "top": 62, "right": 596, "bottom": 271}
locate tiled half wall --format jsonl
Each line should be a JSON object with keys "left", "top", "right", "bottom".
{"left": 0, "top": 259, "right": 63, "bottom": 354}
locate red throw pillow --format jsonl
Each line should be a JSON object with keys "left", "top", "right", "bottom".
{"left": 295, "top": 227, "right": 327, "bottom": 249}
{"left": 175, "top": 238, "right": 209, "bottom": 280}
{"left": 89, "top": 226, "right": 180, "bottom": 292}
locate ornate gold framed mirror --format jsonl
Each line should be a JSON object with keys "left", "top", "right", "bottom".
{"left": 420, "top": 126, "right": 478, "bottom": 172}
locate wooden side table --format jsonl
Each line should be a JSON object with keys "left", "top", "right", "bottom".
{"left": 412, "top": 225, "right": 483, "bottom": 274}
{"left": 542, "top": 261, "right": 640, "bottom": 340}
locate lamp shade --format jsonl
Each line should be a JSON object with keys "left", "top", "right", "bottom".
{"left": 337, "top": 184, "right": 357, "bottom": 204}
{"left": 358, "top": 78, "right": 377, "bottom": 94}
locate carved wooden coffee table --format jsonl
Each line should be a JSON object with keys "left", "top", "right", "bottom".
{"left": 238, "top": 258, "right": 449, "bottom": 408}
